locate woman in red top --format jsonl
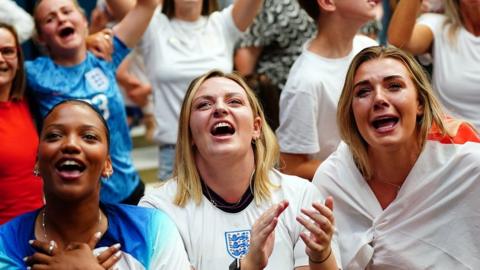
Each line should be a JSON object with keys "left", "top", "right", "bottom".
{"left": 0, "top": 23, "right": 43, "bottom": 224}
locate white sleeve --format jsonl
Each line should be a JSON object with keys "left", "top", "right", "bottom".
{"left": 0, "top": 1, "right": 34, "bottom": 43}
{"left": 149, "top": 210, "right": 192, "bottom": 270}
{"left": 416, "top": 13, "right": 445, "bottom": 35}
{"left": 212, "top": 5, "right": 242, "bottom": 42}
{"left": 277, "top": 85, "right": 320, "bottom": 155}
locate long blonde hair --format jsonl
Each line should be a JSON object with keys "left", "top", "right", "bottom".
{"left": 337, "top": 46, "right": 447, "bottom": 180}
{"left": 443, "top": 0, "right": 463, "bottom": 43}
{"left": 173, "top": 70, "right": 279, "bottom": 207}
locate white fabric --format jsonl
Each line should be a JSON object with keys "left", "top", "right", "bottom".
{"left": 0, "top": 1, "right": 34, "bottom": 43}
{"left": 313, "top": 141, "right": 480, "bottom": 269}
{"left": 140, "top": 169, "right": 342, "bottom": 270}
{"left": 417, "top": 14, "right": 480, "bottom": 129}
{"left": 139, "top": 6, "right": 241, "bottom": 145}
{"left": 277, "top": 35, "right": 377, "bottom": 160}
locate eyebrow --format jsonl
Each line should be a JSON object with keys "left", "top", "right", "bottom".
{"left": 193, "top": 92, "right": 244, "bottom": 102}
{"left": 43, "top": 123, "right": 103, "bottom": 132}
{"left": 353, "top": 75, "right": 404, "bottom": 89}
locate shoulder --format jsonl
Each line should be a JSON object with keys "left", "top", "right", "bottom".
{"left": 314, "top": 143, "right": 354, "bottom": 182}
{"left": 25, "top": 57, "right": 52, "bottom": 74}
{"left": 283, "top": 50, "right": 328, "bottom": 94}
{"left": 353, "top": 35, "right": 378, "bottom": 50}
{"left": 417, "top": 13, "right": 447, "bottom": 31}
{"left": 139, "top": 180, "right": 179, "bottom": 209}
{"left": 270, "top": 169, "right": 319, "bottom": 196}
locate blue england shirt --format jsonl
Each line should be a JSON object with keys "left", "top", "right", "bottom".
{"left": 26, "top": 37, "right": 140, "bottom": 203}
{"left": 0, "top": 204, "right": 191, "bottom": 269}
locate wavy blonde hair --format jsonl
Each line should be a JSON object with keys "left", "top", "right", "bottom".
{"left": 443, "top": 0, "right": 463, "bottom": 43}
{"left": 173, "top": 70, "right": 279, "bottom": 207}
{"left": 337, "top": 46, "right": 447, "bottom": 180}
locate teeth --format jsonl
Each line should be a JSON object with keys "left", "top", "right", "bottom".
{"left": 61, "top": 160, "right": 80, "bottom": 166}
{"left": 214, "top": 122, "right": 231, "bottom": 129}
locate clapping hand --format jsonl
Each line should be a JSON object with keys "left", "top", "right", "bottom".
{"left": 241, "top": 200, "right": 289, "bottom": 270}
{"left": 296, "top": 196, "right": 336, "bottom": 267}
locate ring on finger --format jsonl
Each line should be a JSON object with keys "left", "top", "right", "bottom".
{"left": 48, "top": 241, "right": 55, "bottom": 255}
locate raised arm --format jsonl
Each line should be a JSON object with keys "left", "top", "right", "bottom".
{"left": 232, "top": 0, "right": 264, "bottom": 32}
{"left": 234, "top": 46, "right": 263, "bottom": 76}
{"left": 387, "top": 0, "right": 434, "bottom": 54}
{"left": 110, "top": 0, "right": 159, "bottom": 48}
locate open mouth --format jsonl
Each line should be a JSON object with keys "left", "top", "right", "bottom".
{"left": 372, "top": 116, "right": 399, "bottom": 131}
{"left": 211, "top": 122, "right": 235, "bottom": 136}
{"left": 55, "top": 159, "right": 86, "bottom": 178}
{"left": 59, "top": 27, "right": 75, "bottom": 39}
{"left": 0, "top": 66, "right": 9, "bottom": 72}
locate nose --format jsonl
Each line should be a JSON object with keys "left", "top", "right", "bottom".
{"left": 61, "top": 135, "right": 81, "bottom": 154}
{"left": 213, "top": 101, "right": 228, "bottom": 117}
{"left": 372, "top": 88, "right": 389, "bottom": 111}
{"left": 57, "top": 12, "right": 68, "bottom": 23}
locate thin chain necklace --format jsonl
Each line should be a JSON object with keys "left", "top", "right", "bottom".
{"left": 42, "top": 208, "right": 102, "bottom": 242}
{"left": 369, "top": 178, "right": 402, "bottom": 191}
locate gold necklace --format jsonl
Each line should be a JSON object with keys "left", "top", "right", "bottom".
{"left": 42, "top": 208, "right": 102, "bottom": 242}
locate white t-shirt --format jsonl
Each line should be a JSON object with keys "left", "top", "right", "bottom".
{"left": 313, "top": 141, "right": 480, "bottom": 269}
{"left": 0, "top": 1, "right": 34, "bottom": 43}
{"left": 277, "top": 35, "right": 377, "bottom": 161}
{"left": 139, "top": 6, "right": 242, "bottom": 145}
{"left": 140, "top": 169, "right": 341, "bottom": 270}
{"left": 418, "top": 13, "right": 480, "bottom": 129}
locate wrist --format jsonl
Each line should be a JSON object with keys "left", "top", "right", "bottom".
{"left": 309, "top": 246, "right": 332, "bottom": 265}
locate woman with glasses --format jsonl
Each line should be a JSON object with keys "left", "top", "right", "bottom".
{"left": 0, "top": 23, "right": 43, "bottom": 224}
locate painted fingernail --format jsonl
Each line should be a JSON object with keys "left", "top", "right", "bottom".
{"left": 28, "top": 240, "right": 34, "bottom": 245}
{"left": 113, "top": 243, "right": 121, "bottom": 249}
{"left": 23, "top": 256, "right": 28, "bottom": 262}
{"left": 114, "top": 250, "right": 122, "bottom": 258}
{"left": 94, "top": 231, "right": 102, "bottom": 239}
{"left": 27, "top": 267, "right": 31, "bottom": 270}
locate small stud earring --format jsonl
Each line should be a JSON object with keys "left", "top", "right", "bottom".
{"left": 33, "top": 168, "right": 40, "bottom": 177}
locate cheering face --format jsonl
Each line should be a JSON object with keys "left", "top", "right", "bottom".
{"left": 189, "top": 77, "right": 261, "bottom": 160}
{"left": 351, "top": 58, "right": 423, "bottom": 151}
{"left": 35, "top": 0, "right": 88, "bottom": 56}
{"left": 37, "top": 102, "right": 112, "bottom": 201}
{"left": 0, "top": 28, "right": 18, "bottom": 98}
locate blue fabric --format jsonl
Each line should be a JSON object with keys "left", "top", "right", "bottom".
{"left": 0, "top": 204, "right": 175, "bottom": 269}
{"left": 26, "top": 37, "right": 139, "bottom": 203}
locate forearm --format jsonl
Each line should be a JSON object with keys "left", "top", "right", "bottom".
{"left": 387, "top": 0, "right": 421, "bottom": 48}
{"left": 232, "top": 0, "right": 263, "bottom": 32}
{"left": 279, "top": 153, "right": 321, "bottom": 180}
{"left": 234, "top": 46, "right": 263, "bottom": 76}
{"left": 105, "top": 0, "right": 136, "bottom": 21}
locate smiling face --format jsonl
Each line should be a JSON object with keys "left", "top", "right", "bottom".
{"left": 189, "top": 77, "right": 261, "bottom": 161}
{"left": 34, "top": 0, "right": 88, "bottom": 56}
{"left": 0, "top": 28, "right": 18, "bottom": 100}
{"left": 351, "top": 58, "right": 423, "bottom": 151}
{"left": 37, "top": 102, "right": 112, "bottom": 202}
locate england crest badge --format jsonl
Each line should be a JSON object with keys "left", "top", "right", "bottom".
{"left": 85, "top": 68, "right": 109, "bottom": 92}
{"left": 225, "top": 230, "right": 251, "bottom": 259}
